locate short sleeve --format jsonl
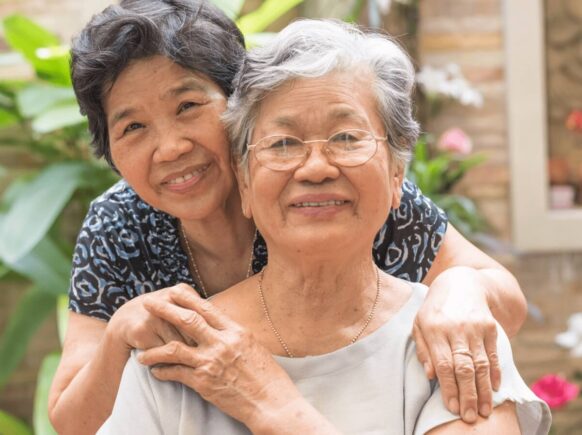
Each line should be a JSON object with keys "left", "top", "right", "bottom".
{"left": 373, "top": 179, "right": 448, "bottom": 282}
{"left": 68, "top": 200, "right": 133, "bottom": 321}
{"left": 413, "top": 324, "right": 552, "bottom": 435}
{"left": 97, "top": 351, "right": 165, "bottom": 435}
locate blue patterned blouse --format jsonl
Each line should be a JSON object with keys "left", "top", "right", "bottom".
{"left": 69, "top": 179, "right": 447, "bottom": 321}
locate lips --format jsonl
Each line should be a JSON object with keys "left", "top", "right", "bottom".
{"left": 291, "top": 200, "right": 349, "bottom": 208}
{"left": 161, "top": 164, "right": 210, "bottom": 186}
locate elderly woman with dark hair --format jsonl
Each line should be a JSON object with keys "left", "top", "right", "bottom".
{"left": 49, "top": 1, "right": 532, "bottom": 433}
{"left": 98, "top": 19, "right": 550, "bottom": 435}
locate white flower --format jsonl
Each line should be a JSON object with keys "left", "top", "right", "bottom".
{"left": 555, "top": 312, "right": 582, "bottom": 357}
{"left": 416, "top": 64, "right": 484, "bottom": 108}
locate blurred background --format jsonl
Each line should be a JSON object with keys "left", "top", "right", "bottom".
{"left": 0, "top": 0, "right": 580, "bottom": 433}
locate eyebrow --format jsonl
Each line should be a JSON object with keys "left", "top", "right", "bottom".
{"left": 108, "top": 78, "right": 211, "bottom": 129}
{"left": 269, "top": 108, "right": 369, "bottom": 129}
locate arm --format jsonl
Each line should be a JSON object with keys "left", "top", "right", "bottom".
{"left": 48, "top": 293, "right": 187, "bottom": 434}
{"left": 414, "top": 224, "right": 527, "bottom": 423}
{"left": 422, "top": 224, "right": 527, "bottom": 337}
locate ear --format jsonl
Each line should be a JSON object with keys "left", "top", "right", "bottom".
{"left": 390, "top": 167, "right": 405, "bottom": 210}
{"left": 234, "top": 161, "right": 253, "bottom": 219}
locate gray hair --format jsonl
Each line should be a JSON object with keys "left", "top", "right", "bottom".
{"left": 224, "top": 19, "right": 419, "bottom": 170}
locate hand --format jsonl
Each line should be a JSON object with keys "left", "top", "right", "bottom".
{"left": 136, "top": 284, "right": 303, "bottom": 431}
{"left": 413, "top": 267, "right": 501, "bottom": 424}
{"left": 107, "top": 285, "right": 197, "bottom": 351}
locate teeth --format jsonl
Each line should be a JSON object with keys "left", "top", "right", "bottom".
{"left": 166, "top": 166, "right": 207, "bottom": 185}
{"left": 294, "top": 200, "right": 346, "bottom": 207}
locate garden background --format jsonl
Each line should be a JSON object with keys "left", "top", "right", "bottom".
{"left": 0, "top": 0, "right": 581, "bottom": 433}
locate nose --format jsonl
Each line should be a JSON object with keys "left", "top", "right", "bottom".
{"left": 293, "top": 142, "right": 340, "bottom": 183}
{"left": 152, "top": 128, "right": 194, "bottom": 163}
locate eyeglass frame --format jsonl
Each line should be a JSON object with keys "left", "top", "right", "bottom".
{"left": 246, "top": 128, "right": 389, "bottom": 172}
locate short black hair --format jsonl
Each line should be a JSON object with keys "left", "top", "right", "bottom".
{"left": 71, "top": 0, "right": 246, "bottom": 167}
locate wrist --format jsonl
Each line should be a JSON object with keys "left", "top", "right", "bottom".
{"left": 104, "top": 312, "right": 133, "bottom": 355}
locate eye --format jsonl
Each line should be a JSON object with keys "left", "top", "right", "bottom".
{"left": 267, "top": 136, "right": 302, "bottom": 149}
{"left": 122, "top": 122, "right": 144, "bottom": 136}
{"left": 178, "top": 101, "right": 201, "bottom": 114}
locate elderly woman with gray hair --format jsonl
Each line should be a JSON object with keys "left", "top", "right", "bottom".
{"left": 98, "top": 20, "right": 550, "bottom": 434}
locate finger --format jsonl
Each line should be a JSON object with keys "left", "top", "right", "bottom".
{"left": 143, "top": 296, "right": 215, "bottom": 344}
{"left": 470, "top": 341, "right": 493, "bottom": 418}
{"left": 452, "top": 347, "right": 478, "bottom": 423}
{"left": 430, "top": 339, "right": 460, "bottom": 415}
{"left": 484, "top": 324, "right": 501, "bottom": 391}
{"left": 150, "top": 363, "right": 196, "bottom": 386}
{"left": 138, "top": 341, "right": 200, "bottom": 368}
{"left": 168, "top": 284, "right": 235, "bottom": 330}
{"left": 412, "top": 321, "right": 435, "bottom": 379}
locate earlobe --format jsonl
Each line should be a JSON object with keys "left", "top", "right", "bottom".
{"left": 235, "top": 164, "right": 253, "bottom": 219}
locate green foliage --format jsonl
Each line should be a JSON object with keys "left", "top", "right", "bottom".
{"left": 33, "top": 353, "right": 60, "bottom": 435}
{"left": 0, "top": 410, "right": 32, "bottom": 435}
{"left": 407, "top": 137, "right": 486, "bottom": 236}
{"left": 0, "top": 288, "right": 56, "bottom": 390}
{"left": 0, "top": 13, "right": 117, "bottom": 405}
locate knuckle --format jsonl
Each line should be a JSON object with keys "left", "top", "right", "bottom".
{"left": 435, "top": 360, "right": 454, "bottom": 376}
{"left": 166, "top": 341, "right": 182, "bottom": 356}
{"left": 473, "top": 358, "right": 490, "bottom": 374}
{"left": 455, "top": 363, "right": 475, "bottom": 379}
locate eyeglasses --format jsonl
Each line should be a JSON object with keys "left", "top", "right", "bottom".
{"left": 247, "top": 129, "right": 387, "bottom": 172}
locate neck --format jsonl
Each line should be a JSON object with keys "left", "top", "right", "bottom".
{"left": 258, "top": 252, "right": 380, "bottom": 355}
{"left": 180, "top": 189, "right": 255, "bottom": 295}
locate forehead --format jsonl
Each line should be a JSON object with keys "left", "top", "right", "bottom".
{"left": 255, "top": 71, "right": 381, "bottom": 131}
{"left": 104, "top": 56, "right": 224, "bottom": 116}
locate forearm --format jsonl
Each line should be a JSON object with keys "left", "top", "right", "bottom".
{"left": 431, "top": 265, "right": 526, "bottom": 337}
{"left": 473, "top": 266, "right": 526, "bottom": 337}
{"left": 49, "top": 327, "right": 131, "bottom": 435}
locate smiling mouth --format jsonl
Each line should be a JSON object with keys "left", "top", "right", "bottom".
{"left": 291, "top": 200, "right": 349, "bottom": 208}
{"left": 163, "top": 164, "right": 210, "bottom": 185}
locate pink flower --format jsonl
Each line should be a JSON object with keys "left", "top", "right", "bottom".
{"left": 531, "top": 374, "right": 579, "bottom": 409}
{"left": 436, "top": 127, "right": 473, "bottom": 155}
{"left": 566, "top": 110, "right": 582, "bottom": 133}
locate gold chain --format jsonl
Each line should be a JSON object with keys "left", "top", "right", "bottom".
{"left": 257, "top": 267, "right": 381, "bottom": 358}
{"left": 180, "top": 223, "right": 256, "bottom": 299}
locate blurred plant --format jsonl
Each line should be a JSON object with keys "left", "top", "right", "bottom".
{"left": 555, "top": 312, "right": 582, "bottom": 357}
{"left": 407, "top": 129, "right": 486, "bottom": 237}
{"left": 531, "top": 374, "right": 580, "bottom": 410}
{"left": 566, "top": 109, "right": 582, "bottom": 133}
{"left": 416, "top": 64, "right": 484, "bottom": 116}
{"left": 0, "top": 1, "right": 304, "bottom": 432}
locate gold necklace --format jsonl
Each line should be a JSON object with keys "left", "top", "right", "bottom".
{"left": 180, "top": 223, "right": 256, "bottom": 299}
{"left": 257, "top": 266, "right": 381, "bottom": 358}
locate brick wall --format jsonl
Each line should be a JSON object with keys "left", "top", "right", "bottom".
{"left": 418, "top": 0, "right": 511, "bottom": 240}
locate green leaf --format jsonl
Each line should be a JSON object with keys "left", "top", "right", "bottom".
{"left": 209, "top": 0, "right": 244, "bottom": 19}
{"left": 9, "top": 236, "right": 71, "bottom": 295}
{"left": 16, "top": 84, "right": 77, "bottom": 118}
{"left": 0, "top": 162, "right": 86, "bottom": 264}
{"left": 2, "top": 15, "right": 71, "bottom": 86}
{"left": 31, "top": 102, "right": 86, "bottom": 133}
{"left": 33, "top": 353, "right": 60, "bottom": 435}
{"left": 0, "top": 107, "right": 19, "bottom": 127}
{"left": 237, "top": 0, "right": 305, "bottom": 34}
{"left": 57, "top": 295, "right": 69, "bottom": 345}
{"left": 0, "top": 287, "right": 56, "bottom": 389}
{"left": 0, "top": 410, "right": 32, "bottom": 435}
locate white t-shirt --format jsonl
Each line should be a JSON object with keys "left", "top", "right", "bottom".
{"left": 99, "top": 283, "right": 551, "bottom": 434}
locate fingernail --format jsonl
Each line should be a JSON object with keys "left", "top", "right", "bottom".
{"left": 464, "top": 408, "right": 476, "bottom": 422}
{"left": 448, "top": 398, "right": 459, "bottom": 414}
{"left": 480, "top": 404, "right": 491, "bottom": 417}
